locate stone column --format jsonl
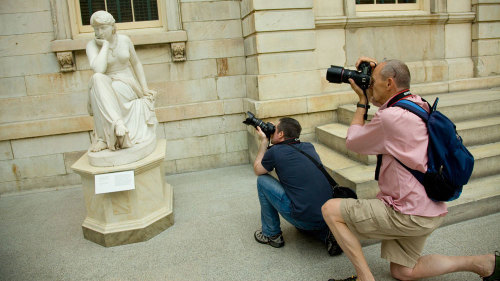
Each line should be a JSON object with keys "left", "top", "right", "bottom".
{"left": 445, "top": 0, "right": 475, "bottom": 80}
{"left": 71, "top": 139, "right": 174, "bottom": 247}
{"left": 241, "top": 0, "right": 318, "bottom": 157}
{"left": 472, "top": 0, "right": 500, "bottom": 77}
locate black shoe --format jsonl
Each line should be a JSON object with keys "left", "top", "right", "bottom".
{"left": 328, "top": 275, "right": 357, "bottom": 281}
{"left": 483, "top": 251, "right": 500, "bottom": 281}
{"left": 254, "top": 229, "right": 284, "bottom": 248}
{"left": 326, "top": 230, "right": 343, "bottom": 256}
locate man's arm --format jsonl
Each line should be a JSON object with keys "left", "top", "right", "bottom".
{"left": 349, "top": 57, "right": 378, "bottom": 126}
{"left": 349, "top": 81, "right": 367, "bottom": 127}
{"left": 253, "top": 127, "right": 270, "bottom": 175}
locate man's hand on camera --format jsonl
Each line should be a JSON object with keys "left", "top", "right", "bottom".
{"left": 349, "top": 78, "right": 368, "bottom": 104}
{"left": 256, "top": 127, "right": 268, "bottom": 142}
{"left": 355, "top": 56, "right": 378, "bottom": 70}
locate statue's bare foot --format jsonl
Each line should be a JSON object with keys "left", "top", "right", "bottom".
{"left": 91, "top": 140, "right": 108, "bottom": 152}
{"left": 115, "top": 121, "right": 129, "bottom": 137}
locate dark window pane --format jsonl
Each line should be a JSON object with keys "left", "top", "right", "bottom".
{"left": 80, "top": 0, "right": 159, "bottom": 25}
{"left": 106, "top": 0, "right": 133, "bottom": 23}
{"left": 399, "top": 0, "right": 416, "bottom": 3}
{"left": 133, "top": 0, "right": 159, "bottom": 21}
{"left": 80, "top": 0, "right": 106, "bottom": 25}
{"left": 377, "top": 0, "right": 396, "bottom": 3}
{"left": 357, "top": 0, "right": 374, "bottom": 4}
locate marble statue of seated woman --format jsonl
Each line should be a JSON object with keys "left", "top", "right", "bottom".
{"left": 86, "top": 10, "right": 158, "bottom": 163}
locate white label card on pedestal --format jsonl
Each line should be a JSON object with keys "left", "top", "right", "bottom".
{"left": 95, "top": 171, "right": 135, "bottom": 194}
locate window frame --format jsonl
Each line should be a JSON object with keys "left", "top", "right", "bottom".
{"left": 356, "top": 1, "right": 423, "bottom": 12}
{"left": 67, "top": 0, "right": 166, "bottom": 37}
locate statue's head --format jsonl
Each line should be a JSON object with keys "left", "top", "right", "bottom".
{"left": 90, "top": 11, "right": 116, "bottom": 33}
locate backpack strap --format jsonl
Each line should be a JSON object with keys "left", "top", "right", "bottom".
{"left": 392, "top": 99, "right": 429, "bottom": 122}
{"left": 374, "top": 92, "right": 430, "bottom": 182}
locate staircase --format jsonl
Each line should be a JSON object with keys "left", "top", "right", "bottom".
{"left": 313, "top": 78, "right": 500, "bottom": 226}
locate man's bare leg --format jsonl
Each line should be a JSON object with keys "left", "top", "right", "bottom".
{"left": 390, "top": 254, "right": 495, "bottom": 280}
{"left": 322, "top": 199, "right": 375, "bottom": 281}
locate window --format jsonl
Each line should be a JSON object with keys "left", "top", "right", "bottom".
{"left": 71, "top": 0, "right": 163, "bottom": 34}
{"left": 356, "top": 0, "right": 421, "bottom": 12}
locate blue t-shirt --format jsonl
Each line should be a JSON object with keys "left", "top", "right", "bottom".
{"left": 261, "top": 142, "right": 332, "bottom": 223}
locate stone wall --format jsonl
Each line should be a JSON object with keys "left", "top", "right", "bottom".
{"left": 473, "top": 0, "right": 500, "bottom": 77}
{"left": 1, "top": 0, "right": 499, "bottom": 195}
{"left": 0, "top": 0, "right": 248, "bottom": 194}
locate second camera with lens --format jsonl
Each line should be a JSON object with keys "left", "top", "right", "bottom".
{"left": 243, "top": 111, "right": 276, "bottom": 139}
{"left": 326, "top": 61, "right": 373, "bottom": 90}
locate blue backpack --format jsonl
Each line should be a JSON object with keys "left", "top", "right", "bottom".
{"left": 375, "top": 91, "right": 475, "bottom": 202}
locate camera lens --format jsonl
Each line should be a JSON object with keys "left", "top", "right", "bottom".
{"left": 326, "top": 64, "right": 372, "bottom": 90}
{"left": 326, "top": 66, "right": 344, "bottom": 84}
{"left": 243, "top": 111, "right": 276, "bottom": 139}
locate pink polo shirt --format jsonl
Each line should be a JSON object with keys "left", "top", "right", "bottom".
{"left": 346, "top": 94, "right": 448, "bottom": 217}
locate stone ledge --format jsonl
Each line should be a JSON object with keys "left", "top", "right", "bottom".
{"left": 244, "top": 91, "right": 356, "bottom": 119}
{"left": 51, "top": 29, "right": 188, "bottom": 52}
{"left": 0, "top": 115, "right": 93, "bottom": 141}
{"left": 0, "top": 100, "right": 229, "bottom": 141}
{"left": 315, "top": 12, "right": 475, "bottom": 29}
{"left": 244, "top": 75, "right": 500, "bottom": 119}
{"left": 51, "top": 29, "right": 188, "bottom": 72}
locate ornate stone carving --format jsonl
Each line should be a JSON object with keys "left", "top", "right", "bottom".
{"left": 57, "top": 51, "right": 76, "bottom": 72}
{"left": 171, "top": 42, "right": 186, "bottom": 62}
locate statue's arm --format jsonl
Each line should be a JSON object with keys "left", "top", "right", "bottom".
{"left": 127, "top": 36, "right": 150, "bottom": 94}
{"left": 86, "top": 39, "right": 109, "bottom": 74}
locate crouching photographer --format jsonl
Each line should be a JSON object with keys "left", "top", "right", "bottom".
{"left": 245, "top": 113, "right": 342, "bottom": 256}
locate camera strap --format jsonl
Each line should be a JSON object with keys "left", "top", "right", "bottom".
{"left": 268, "top": 138, "right": 300, "bottom": 149}
{"left": 362, "top": 89, "right": 370, "bottom": 120}
{"left": 286, "top": 144, "right": 339, "bottom": 188}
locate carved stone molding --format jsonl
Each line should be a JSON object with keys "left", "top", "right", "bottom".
{"left": 171, "top": 42, "right": 186, "bottom": 62}
{"left": 57, "top": 51, "right": 76, "bottom": 72}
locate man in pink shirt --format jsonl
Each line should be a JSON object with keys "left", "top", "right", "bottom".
{"left": 321, "top": 57, "right": 498, "bottom": 281}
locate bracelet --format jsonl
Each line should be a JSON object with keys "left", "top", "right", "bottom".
{"left": 357, "top": 103, "right": 370, "bottom": 109}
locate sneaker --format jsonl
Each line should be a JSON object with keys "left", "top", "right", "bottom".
{"left": 328, "top": 275, "right": 357, "bottom": 281}
{"left": 326, "top": 230, "right": 343, "bottom": 256}
{"left": 483, "top": 251, "right": 500, "bottom": 281}
{"left": 254, "top": 229, "right": 284, "bottom": 248}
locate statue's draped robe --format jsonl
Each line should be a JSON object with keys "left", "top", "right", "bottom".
{"left": 88, "top": 37, "right": 157, "bottom": 151}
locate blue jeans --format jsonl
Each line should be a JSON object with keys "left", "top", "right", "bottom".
{"left": 257, "top": 174, "right": 329, "bottom": 243}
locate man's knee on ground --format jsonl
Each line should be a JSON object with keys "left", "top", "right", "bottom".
{"left": 390, "top": 262, "right": 414, "bottom": 281}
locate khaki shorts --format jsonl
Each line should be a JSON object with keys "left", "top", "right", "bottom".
{"left": 340, "top": 198, "right": 444, "bottom": 268}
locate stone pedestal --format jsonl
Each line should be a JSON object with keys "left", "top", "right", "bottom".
{"left": 71, "top": 139, "right": 173, "bottom": 247}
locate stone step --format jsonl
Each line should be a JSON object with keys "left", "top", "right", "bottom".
{"left": 312, "top": 142, "right": 377, "bottom": 198}
{"left": 316, "top": 117, "right": 500, "bottom": 164}
{"left": 458, "top": 116, "right": 500, "bottom": 146}
{"left": 444, "top": 174, "right": 500, "bottom": 226}
{"left": 469, "top": 142, "right": 500, "bottom": 179}
{"left": 316, "top": 123, "right": 376, "bottom": 165}
{"left": 338, "top": 87, "right": 500, "bottom": 125}
{"left": 312, "top": 142, "right": 359, "bottom": 173}
{"left": 315, "top": 140, "right": 500, "bottom": 199}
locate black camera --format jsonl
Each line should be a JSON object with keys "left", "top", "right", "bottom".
{"left": 326, "top": 61, "right": 373, "bottom": 90}
{"left": 243, "top": 111, "right": 276, "bottom": 139}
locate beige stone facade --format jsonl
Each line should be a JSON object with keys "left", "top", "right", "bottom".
{"left": 1, "top": 0, "right": 499, "bottom": 195}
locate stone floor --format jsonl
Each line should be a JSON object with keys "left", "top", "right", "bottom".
{"left": 0, "top": 164, "right": 499, "bottom": 281}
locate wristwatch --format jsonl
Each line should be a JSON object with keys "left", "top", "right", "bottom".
{"left": 357, "top": 103, "right": 370, "bottom": 109}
